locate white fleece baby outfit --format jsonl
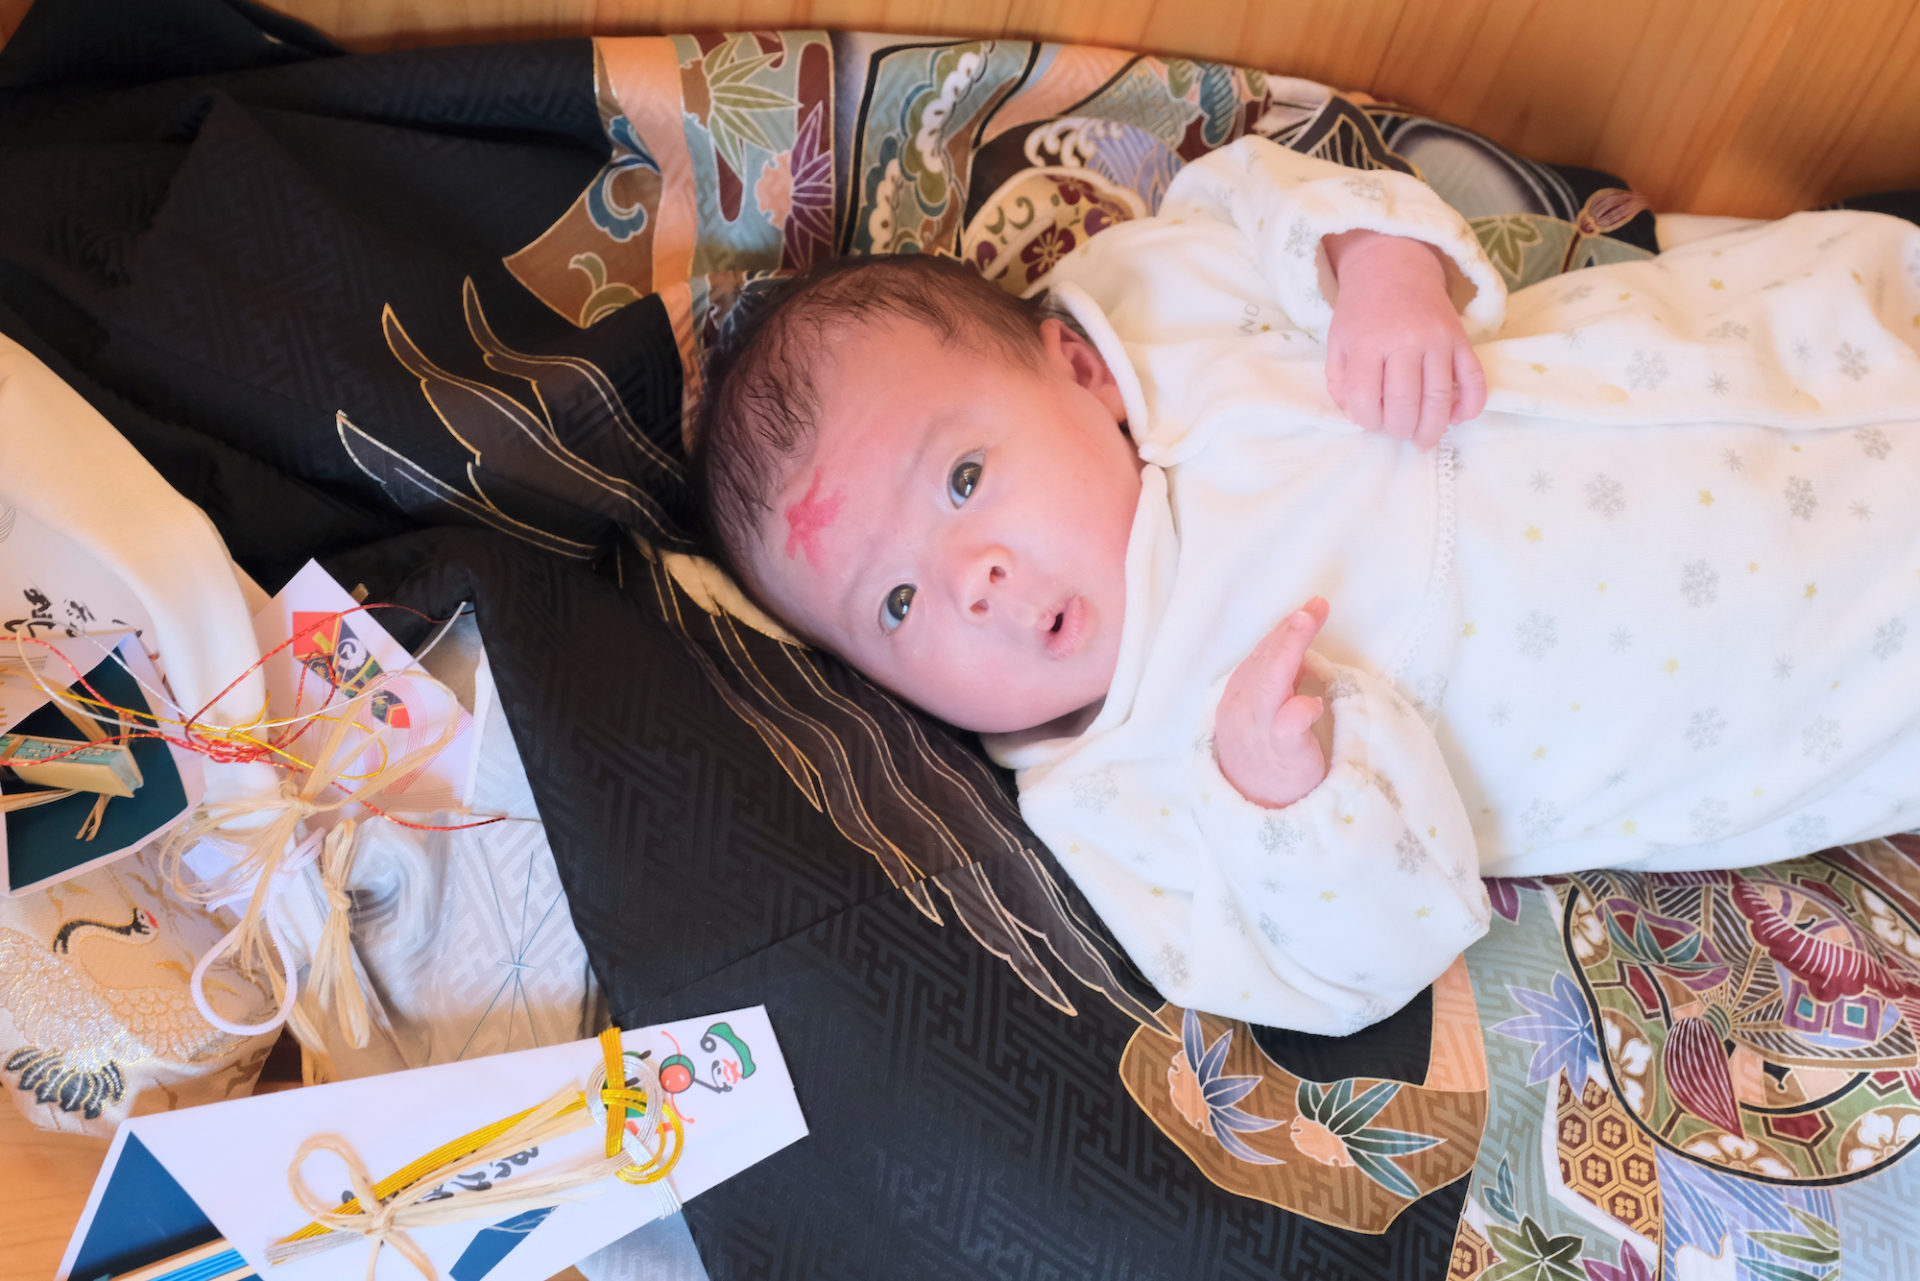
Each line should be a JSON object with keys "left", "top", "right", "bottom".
{"left": 986, "top": 136, "right": 1920, "bottom": 1035}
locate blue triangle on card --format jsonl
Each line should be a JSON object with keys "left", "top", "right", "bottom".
{"left": 449, "top": 1206, "right": 555, "bottom": 1280}
{"left": 67, "top": 1132, "right": 223, "bottom": 1281}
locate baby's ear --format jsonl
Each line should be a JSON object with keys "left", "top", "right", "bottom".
{"left": 1042, "top": 319, "right": 1127, "bottom": 424}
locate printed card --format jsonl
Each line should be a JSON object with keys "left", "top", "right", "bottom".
{"left": 59, "top": 1006, "right": 807, "bottom": 1281}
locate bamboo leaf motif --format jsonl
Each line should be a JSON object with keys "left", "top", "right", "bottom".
{"left": 1474, "top": 214, "right": 1544, "bottom": 280}
{"left": 698, "top": 37, "right": 798, "bottom": 174}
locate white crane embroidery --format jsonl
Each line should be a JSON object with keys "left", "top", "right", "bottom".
{"left": 2, "top": 909, "right": 240, "bottom": 1119}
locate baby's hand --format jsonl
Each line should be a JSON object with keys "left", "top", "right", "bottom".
{"left": 1323, "top": 229, "right": 1486, "bottom": 448}
{"left": 1215, "top": 597, "right": 1331, "bottom": 809}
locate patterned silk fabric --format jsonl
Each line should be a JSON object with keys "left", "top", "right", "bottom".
{"left": 0, "top": 838, "right": 277, "bottom": 1136}
{"left": 6, "top": 2, "right": 1920, "bottom": 1276}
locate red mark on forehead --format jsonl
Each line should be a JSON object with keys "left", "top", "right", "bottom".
{"left": 784, "top": 468, "right": 844, "bottom": 568}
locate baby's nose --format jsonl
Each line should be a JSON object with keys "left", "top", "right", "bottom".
{"left": 968, "top": 563, "right": 1008, "bottom": 616}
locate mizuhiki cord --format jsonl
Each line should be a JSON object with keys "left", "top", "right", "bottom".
{"left": 266, "top": 1027, "right": 684, "bottom": 1280}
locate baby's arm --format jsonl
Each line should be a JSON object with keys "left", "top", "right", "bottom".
{"left": 1323, "top": 229, "right": 1487, "bottom": 448}
{"left": 1018, "top": 631, "right": 1489, "bottom": 1035}
{"left": 1153, "top": 136, "right": 1507, "bottom": 442}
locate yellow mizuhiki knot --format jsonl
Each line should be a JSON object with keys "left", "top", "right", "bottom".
{"left": 595, "top": 1026, "right": 686, "bottom": 1186}
{"left": 599, "top": 1025, "right": 630, "bottom": 1158}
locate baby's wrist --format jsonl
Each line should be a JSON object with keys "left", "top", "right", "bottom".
{"left": 1325, "top": 229, "right": 1447, "bottom": 292}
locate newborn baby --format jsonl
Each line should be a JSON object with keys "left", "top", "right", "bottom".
{"left": 693, "top": 136, "right": 1920, "bottom": 1034}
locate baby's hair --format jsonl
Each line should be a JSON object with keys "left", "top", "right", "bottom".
{"left": 691, "top": 253, "right": 1073, "bottom": 585}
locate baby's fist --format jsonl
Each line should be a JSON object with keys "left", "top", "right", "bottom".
{"left": 1215, "top": 597, "right": 1331, "bottom": 809}
{"left": 1323, "top": 229, "right": 1486, "bottom": 448}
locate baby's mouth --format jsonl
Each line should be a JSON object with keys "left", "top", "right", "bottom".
{"left": 1044, "top": 596, "right": 1086, "bottom": 657}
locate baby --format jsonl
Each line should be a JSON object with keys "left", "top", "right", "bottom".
{"left": 694, "top": 136, "right": 1920, "bottom": 1034}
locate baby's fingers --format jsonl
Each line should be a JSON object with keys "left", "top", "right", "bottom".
{"left": 1271, "top": 693, "right": 1324, "bottom": 742}
{"left": 1450, "top": 340, "right": 1487, "bottom": 425}
{"left": 1343, "top": 350, "right": 1385, "bottom": 431}
{"left": 1245, "top": 598, "right": 1328, "bottom": 705}
{"left": 1382, "top": 348, "right": 1424, "bottom": 439}
{"left": 1412, "top": 345, "right": 1454, "bottom": 449}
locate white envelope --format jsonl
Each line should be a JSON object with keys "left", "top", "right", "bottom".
{"left": 58, "top": 1006, "right": 808, "bottom": 1281}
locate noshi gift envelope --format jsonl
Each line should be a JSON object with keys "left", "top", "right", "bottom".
{"left": 58, "top": 1006, "right": 807, "bottom": 1281}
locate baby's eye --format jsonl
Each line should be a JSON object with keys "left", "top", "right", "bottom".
{"left": 881, "top": 583, "right": 916, "bottom": 632}
{"left": 948, "top": 456, "right": 983, "bottom": 506}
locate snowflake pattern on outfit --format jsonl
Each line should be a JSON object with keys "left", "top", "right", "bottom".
{"left": 1689, "top": 796, "right": 1729, "bottom": 842}
{"left": 1520, "top": 800, "right": 1562, "bottom": 842}
{"left": 1321, "top": 670, "right": 1360, "bottom": 701}
{"left": 1787, "top": 813, "right": 1831, "bottom": 851}
{"left": 1609, "top": 627, "right": 1633, "bottom": 653}
{"left": 1627, "top": 349, "right": 1669, "bottom": 390}
{"left": 1394, "top": 831, "right": 1426, "bottom": 874}
{"left": 1803, "top": 716, "right": 1843, "bottom": 764}
{"left": 1153, "top": 944, "right": 1191, "bottom": 991}
{"left": 1836, "top": 342, "right": 1870, "bottom": 380}
{"left": 1858, "top": 427, "right": 1892, "bottom": 459}
{"left": 1259, "top": 815, "right": 1301, "bottom": 855}
{"left": 1784, "top": 476, "right": 1818, "bottom": 521}
{"left": 1874, "top": 617, "right": 1907, "bottom": 660}
{"left": 1282, "top": 218, "right": 1313, "bottom": 257}
{"left": 1343, "top": 174, "right": 1386, "bottom": 202}
{"left": 1685, "top": 707, "right": 1727, "bottom": 751}
{"left": 1257, "top": 914, "right": 1289, "bottom": 948}
{"left": 1705, "top": 320, "right": 1750, "bottom": 341}
{"left": 1516, "top": 611, "right": 1558, "bottom": 658}
{"left": 1584, "top": 473, "right": 1625, "bottom": 518}
{"left": 1344, "top": 1000, "right": 1390, "bottom": 1035}
{"left": 1406, "top": 672, "right": 1448, "bottom": 718}
{"left": 1072, "top": 769, "right": 1120, "bottom": 811}
{"left": 1680, "top": 560, "right": 1720, "bottom": 607}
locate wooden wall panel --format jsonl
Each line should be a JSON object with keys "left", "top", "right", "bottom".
{"left": 239, "top": 0, "right": 1917, "bottom": 219}
{"left": 0, "top": 1, "right": 1915, "bottom": 217}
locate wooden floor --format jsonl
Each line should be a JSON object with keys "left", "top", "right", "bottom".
{"left": 0, "top": 1097, "right": 111, "bottom": 1280}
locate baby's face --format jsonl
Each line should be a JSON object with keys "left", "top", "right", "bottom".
{"left": 744, "top": 315, "right": 1141, "bottom": 734}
